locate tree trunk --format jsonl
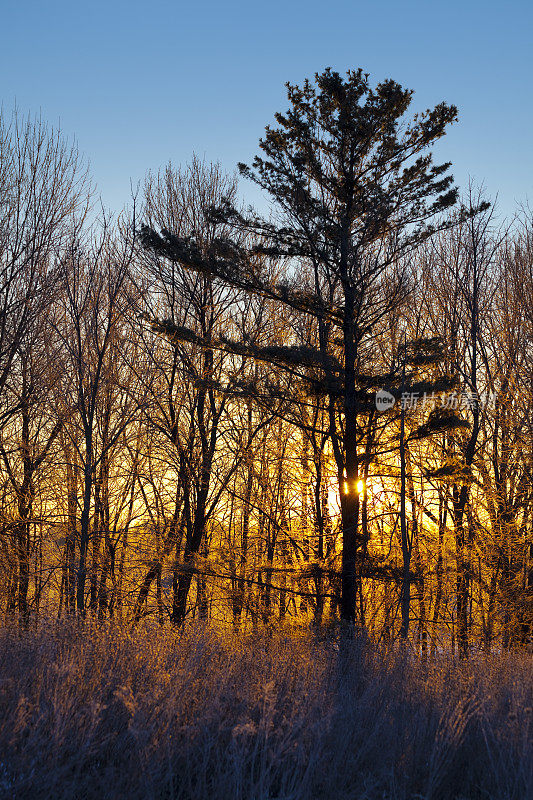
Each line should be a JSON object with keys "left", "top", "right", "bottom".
{"left": 77, "top": 449, "right": 93, "bottom": 614}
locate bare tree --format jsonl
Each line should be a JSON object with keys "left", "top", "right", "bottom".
{"left": 55, "top": 216, "right": 135, "bottom": 614}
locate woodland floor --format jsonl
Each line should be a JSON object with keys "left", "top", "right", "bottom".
{"left": 0, "top": 620, "right": 531, "bottom": 800}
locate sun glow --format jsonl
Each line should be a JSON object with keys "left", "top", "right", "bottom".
{"left": 342, "top": 478, "right": 366, "bottom": 495}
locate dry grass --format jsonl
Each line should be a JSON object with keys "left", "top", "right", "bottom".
{"left": 0, "top": 621, "right": 531, "bottom": 800}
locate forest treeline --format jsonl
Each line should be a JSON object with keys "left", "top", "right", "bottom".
{"left": 1, "top": 69, "right": 532, "bottom": 656}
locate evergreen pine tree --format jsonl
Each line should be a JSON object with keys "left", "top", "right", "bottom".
{"left": 141, "top": 68, "right": 487, "bottom": 624}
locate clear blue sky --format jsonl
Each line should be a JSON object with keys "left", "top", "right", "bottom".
{"left": 2, "top": 0, "right": 531, "bottom": 219}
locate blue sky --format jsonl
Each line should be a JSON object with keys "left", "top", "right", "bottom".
{"left": 1, "top": 0, "right": 531, "bottom": 219}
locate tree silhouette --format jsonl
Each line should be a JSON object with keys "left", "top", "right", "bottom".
{"left": 140, "top": 68, "right": 486, "bottom": 623}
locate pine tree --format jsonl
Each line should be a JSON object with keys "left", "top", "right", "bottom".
{"left": 140, "top": 68, "right": 486, "bottom": 624}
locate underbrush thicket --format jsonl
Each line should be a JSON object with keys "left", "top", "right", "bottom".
{"left": 0, "top": 621, "right": 531, "bottom": 799}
